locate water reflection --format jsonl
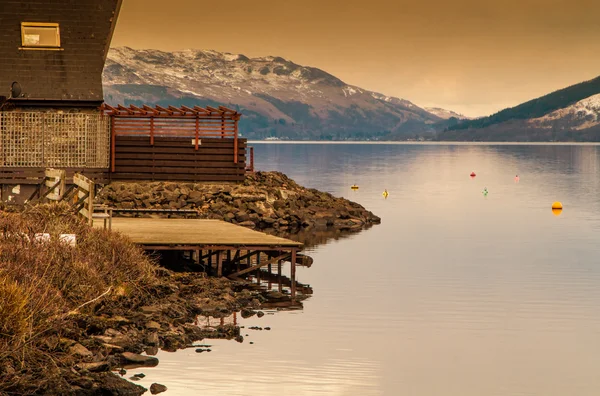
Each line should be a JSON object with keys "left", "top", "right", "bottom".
{"left": 131, "top": 143, "right": 600, "bottom": 395}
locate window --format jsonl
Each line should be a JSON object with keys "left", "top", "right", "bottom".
{"left": 21, "top": 22, "right": 61, "bottom": 49}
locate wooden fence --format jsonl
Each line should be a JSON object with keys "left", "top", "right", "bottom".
{"left": 112, "top": 136, "right": 246, "bottom": 182}
{"left": 104, "top": 104, "right": 247, "bottom": 182}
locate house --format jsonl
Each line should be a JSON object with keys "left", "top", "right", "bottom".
{"left": 0, "top": 0, "right": 122, "bottom": 108}
{"left": 0, "top": 0, "right": 247, "bottom": 204}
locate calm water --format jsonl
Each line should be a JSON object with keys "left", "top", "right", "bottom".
{"left": 134, "top": 143, "right": 600, "bottom": 395}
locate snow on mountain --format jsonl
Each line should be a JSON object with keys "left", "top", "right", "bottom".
{"left": 528, "top": 93, "right": 600, "bottom": 130}
{"left": 424, "top": 107, "right": 470, "bottom": 120}
{"left": 103, "top": 47, "right": 441, "bottom": 140}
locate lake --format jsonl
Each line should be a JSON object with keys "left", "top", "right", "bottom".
{"left": 133, "top": 143, "right": 600, "bottom": 395}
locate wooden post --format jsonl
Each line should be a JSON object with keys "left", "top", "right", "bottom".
{"left": 227, "top": 250, "right": 232, "bottom": 275}
{"left": 221, "top": 116, "right": 225, "bottom": 139}
{"left": 208, "top": 250, "right": 213, "bottom": 275}
{"left": 217, "top": 251, "right": 223, "bottom": 277}
{"left": 233, "top": 120, "right": 238, "bottom": 164}
{"left": 195, "top": 116, "right": 199, "bottom": 151}
{"left": 267, "top": 261, "right": 272, "bottom": 289}
{"left": 290, "top": 249, "right": 297, "bottom": 300}
{"left": 150, "top": 117, "right": 155, "bottom": 146}
{"left": 110, "top": 116, "right": 116, "bottom": 173}
{"left": 278, "top": 260, "right": 283, "bottom": 292}
{"left": 256, "top": 252, "right": 261, "bottom": 285}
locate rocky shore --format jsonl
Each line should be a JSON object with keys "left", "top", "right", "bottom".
{"left": 97, "top": 171, "right": 381, "bottom": 233}
{"left": 1, "top": 172, "right": 380, "bottom": 395}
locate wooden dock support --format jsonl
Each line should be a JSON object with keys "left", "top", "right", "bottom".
{"left": 95, "top": 218, "right": 309, "bottom": 300}
{"left": 291, "top": 249, "right": 297, "bottom": 300}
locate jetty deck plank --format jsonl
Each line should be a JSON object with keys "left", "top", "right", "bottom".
{"left": 97, "top": 218, "right": 302, "bottom": 248}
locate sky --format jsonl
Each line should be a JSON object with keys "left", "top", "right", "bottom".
{"left": 111, "top": 0, "right": 600, "bottom": 118}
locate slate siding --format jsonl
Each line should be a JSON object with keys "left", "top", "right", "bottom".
{"left": 0, "top": 0, "right": 121, "bottom": 106}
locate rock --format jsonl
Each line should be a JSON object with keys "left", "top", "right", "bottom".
{"left": 146, "top": 332, "right": 159, "bottom": 346}
{"left": 223, "top": 212, "right": 235, "bottom": 222}
{"left": 109, "top": 315, "right": 131, "bottom": 325}
{"left": 146, "top": 321, "right": 161, "bottom": 330}
{"left": 240, "top": 309, "right": 256, "bottom": 319}
{"left": 264, "top": 327, "right": 271, "bottom": 330}
{"left": 69, "top": 343, "right": 93, "bottom": 357}
{"left": 140, "top": 306, "right": 162, "bottom": 314}
{"left": 92, "top": 335, "right": 113, "bottom": 343}
{"left": 93, "top": 372, "right": 147, "bottom": 395}
{"left": 273, "top": 199, "right": 286, "bottom": 210}
{"left": 235, "top": 211, "right": 250, "bottom": 222}
{"left": 101, "top": 343, "right": 124, "bottom": 353}
{"left": 238, "top": 221, "right": 256, "bottom": 228}
{"left": 76, "top": 361, "right": 110, "bottom": 373}
{"left": 121, "top": 352, "right": 159, "bottom": 367}
{"left": 256, "top": 311, "right": 265, "bottom": 318}
{"left": 109, "top": 335, "right": 133, "bottom": 347}
{"left": 150, "top": 383, "right": 168, "bottom": 394}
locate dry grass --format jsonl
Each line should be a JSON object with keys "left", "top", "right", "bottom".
{"left": 0, "top": 203, "right": 158, "bottom": 389}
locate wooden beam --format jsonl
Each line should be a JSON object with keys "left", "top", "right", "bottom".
{"left": 228, "top": 253, "right": 290, "bottom": 278}
{"left": 143, "top": 105, "right": 160, "bottom": 115}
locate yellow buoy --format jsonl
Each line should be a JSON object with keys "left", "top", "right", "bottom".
{"left": 551, "top": 201, "right": 563, "bottom": 210}
{"left": 382, "top": 189, "right": 389, "bottom": 198}
{"left": 351, "top": 185, "right": 359, "bottom": 190}
{"left": 552, "top": 208, "right": 562, "bottom": 216}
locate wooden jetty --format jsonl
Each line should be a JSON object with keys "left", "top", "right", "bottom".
{"left": 95, "top": 218, "right": 306, "bottom": 299}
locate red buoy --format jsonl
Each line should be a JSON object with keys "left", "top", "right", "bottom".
{"left": 470, "top": 172, "right": 476, "bottom": 177}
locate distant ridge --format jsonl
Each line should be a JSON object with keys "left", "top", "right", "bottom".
{"left": 443, "top": 76, "right": 600, "bottom": 133}
{"left": 103, "top": 47, "right": 448, "bottom": 140}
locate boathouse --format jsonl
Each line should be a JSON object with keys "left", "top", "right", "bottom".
{"left": 0, "top": 0, "right": 248, "bottom": 202}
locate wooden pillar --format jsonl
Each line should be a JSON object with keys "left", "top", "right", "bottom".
{"left": 208, "top": 250, "right": 213, "bottom": 276}
{"left": 233, "top": 120, "right": 238, "bottom": 164}
{"left": 150, "top": 116, "right": 155, "bottom": 146}
{"left": 110, "top": 116, "right": 116, "bottom": 173}
{"left": 256, "top": 252, "right": 261, "bottom": 285}
{"left": 217, "top": 251, "right": 223, "bottom": 277}
{"left": 195, "top": 116, "right": 199, "bottom": 150}
{"left": 267, "top": 261, "right": 272, "bottom": 289}
{"left": 278, "top": 260, "right": 283, "bottom": 292}
{"left": 290, "top": 249, "right": 297, "bottom": 300}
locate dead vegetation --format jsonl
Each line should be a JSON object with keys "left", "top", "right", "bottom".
{"left": 0, "top": 203, "right": 157, "bottom": 394}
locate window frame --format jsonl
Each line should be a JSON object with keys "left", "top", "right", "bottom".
{"left": 20, "top": 22, "right": 61, "bottom": 50}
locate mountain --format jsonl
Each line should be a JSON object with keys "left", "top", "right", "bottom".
{"left": 438, "top": 76, "right": 600, "bottom": 141}
{"left": 103, "top": 47, "right": 442, "bottom": 140}
{"left": 424, "top": 107, "right": 470, "bottom": 120}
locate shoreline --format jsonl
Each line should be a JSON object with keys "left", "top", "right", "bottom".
{"left": 1, "top": 171, "right": 380, "bottom": 395}
{"left": 247, "top": 140, "right": 600, "bottom": 146}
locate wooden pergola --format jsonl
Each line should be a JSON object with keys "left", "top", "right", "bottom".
{"left": 101, "top": 104, "right": 246, "bottom": 182}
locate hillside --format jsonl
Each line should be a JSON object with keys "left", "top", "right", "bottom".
{"left": 103, "top": 47, "right": 446, "bottom": 140}
{"left": 439, "top": 76, "right": 600, "bottom": 141}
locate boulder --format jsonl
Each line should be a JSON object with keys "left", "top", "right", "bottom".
{"left": 76, "top": 361, "right": 110, "bottom": 373}
{"left": 69, "top": 343, "right": 93, "bottom": 357}
{"left": 150, "top": 383, "right": 168, "bottom": 394}
{"left": 121, "top": 352, "right": 159, "bottom": 367}
{"left": 235, "top": 211, "right": 250, "bottom": 222}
